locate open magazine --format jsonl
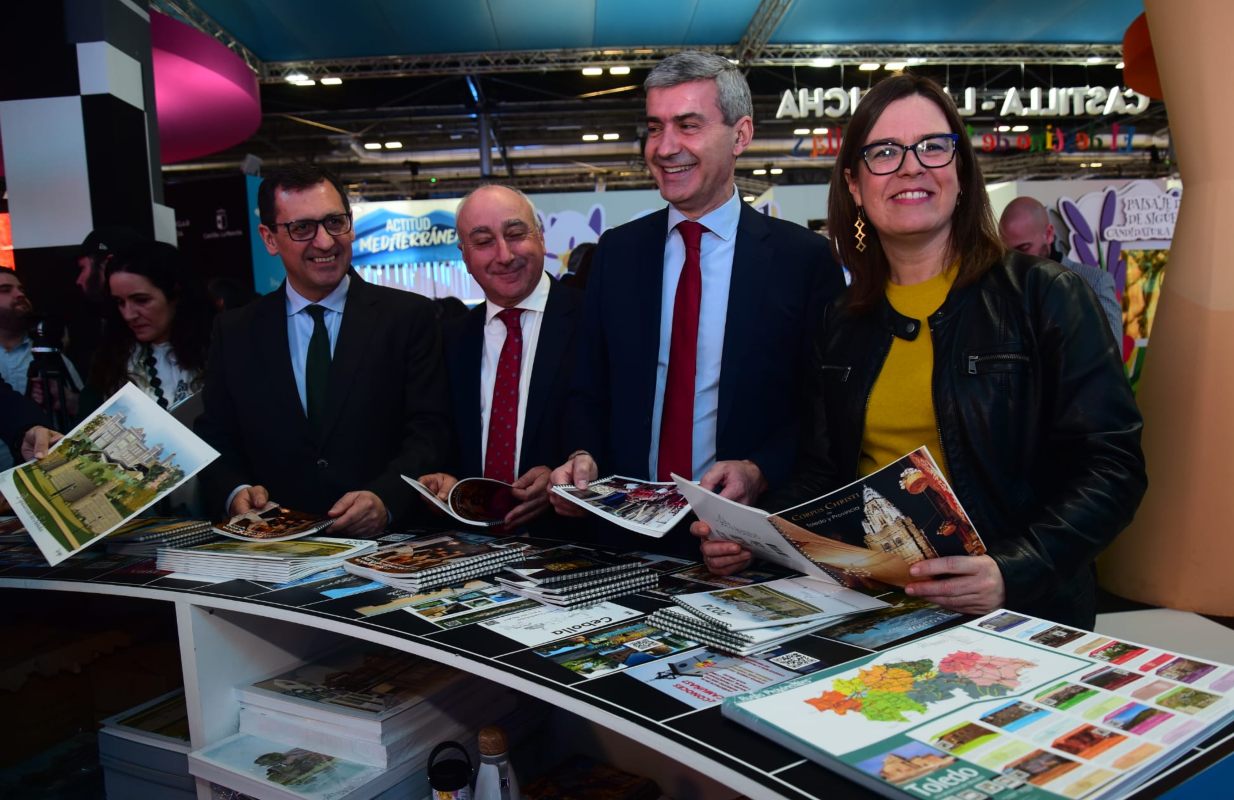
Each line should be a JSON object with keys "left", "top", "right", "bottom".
{"left": 402, "top": 475, "right": 517, "bottom": 527}
{"left": 675, "top": 446, "right": 985, "bottom": 591}
{"left": 550, "top": 475, "right": 690, "bottom": 537}
{"left": 214, "top": 503, "right": 333, "bottom": 542}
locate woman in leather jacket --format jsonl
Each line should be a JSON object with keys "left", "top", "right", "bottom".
{"left": 695, "top": 74, "right": 1146, "bottom": 628}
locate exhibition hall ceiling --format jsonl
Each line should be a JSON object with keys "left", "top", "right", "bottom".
{"left": 157, "top": 0, "right": 1165, "bottom": 198}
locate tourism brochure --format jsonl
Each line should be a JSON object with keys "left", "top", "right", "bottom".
{"left": 675, "top": 446, "right": 986, "bottom": 590}
{"left": 625, "top": 645, "right": 799, "bottom": 709}
{"left": 498, "top": 545, "right": 647, "bottom": 587}
{"left": 402, "top": 474, "right": 518, "bottom": 527}
{"left": 647, "top": 605, "right": 836, "bottom": 657}
{"left": 509, "top": 571, "right": 660, "bottom": 608}
{"left": 0, "top": 383, "right": 219, "bottom": 565}
{"left": 672, "top": 576, "right": 889, "bottom": 631}
{"left": 722, "top": 611, "right": 1234, "bottom": 800}
{"left": 104, "top": 517, "right": 216, "bottom": 556}
{"left": 811, "top": 593, "right": 967, "bottom": 650}
{"left": 99, "top": 689, "right": 190, "bottom": 750}
{"left": 396, "top": 580, "right": 528, "bottom": 625}
{"left": 156, "top": 537, "right": 376, "bottom": 583}
{"left": 342, "top": 533, "right": 530, "bottom": 591}
{"left": 214, "top": 503, "right": 333, "bottom": 542}
{"left": 478, "top": 600, "right": 644, "bottom": 647}
{"left": 550, "top": 475, "right": 690, "bottom": 537}
{"left": 531, "top": 618, "right": 699, "bottom": 679}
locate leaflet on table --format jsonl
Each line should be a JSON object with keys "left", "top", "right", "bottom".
{"left": 672, "top": 576, "right": 889, "bottom": 631}
{"left": 478, "top": 600, "right": 643, "bottom": 647}
{"left": 722, "top": 611, "right": 1234, "bottom": 800}
{"left": 500, "top": 545, "right": 647, "bottom": 586}
{"left": 402, "top": 474, "right": 517, "bottom": 527}
{"left": 625, "top": 645, "right": 801, "bottom": 709}
{"left": 812, "top": 593, "right": 966, "bottom": 650}
{"left": 397, "top": 579, "right": 529, "bottom": 625}
{"left": 531, "top": 618, "right": 698, "bottom": 679}
{"left": 675, "top": 446, "right": 986, "bottom": 590}
{"left": 0, "top": 383, "right": 220, "bottom": 566}
{"left": 213, "top": 503, "right": 333, "bottom": 542}
{"left": 550, "top": 475, "right": 690, "bottom": 537}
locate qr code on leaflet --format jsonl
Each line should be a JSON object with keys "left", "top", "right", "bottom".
{"left": 624, "top": 637, "right": 662, "bottom": 652}
{"left": 767, "top": 651, "right": 819, "bottom": 671}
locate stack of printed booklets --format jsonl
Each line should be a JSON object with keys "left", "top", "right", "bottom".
{"left": 721, "top": 610, "right": 1234, "bottom": 800}
{"left": 104, "top": 517, "right": 217, "bottom": 557}
{"left": 497, "top": 545, "right": 658, "bottom": 607}
{"left": 342, "top": 532, "right": 530, "bottom": 591}
{"left": 188, "top": 644, "right": 530, "bottom": 800}
{"left": 647, "top": 576, "right": 890, "bottom": 655}
{"left": 156, "top": 537, "right": 376, "bottom": 583}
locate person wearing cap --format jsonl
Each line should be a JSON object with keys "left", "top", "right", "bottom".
{"left": 71, "top": 226, "right": 148, "bottom": 375}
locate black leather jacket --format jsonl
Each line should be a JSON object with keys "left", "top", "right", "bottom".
{"left": 783, "top": 251, "right": 1146, "bottom": 628}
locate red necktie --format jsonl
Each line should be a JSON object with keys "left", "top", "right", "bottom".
{"left": 484, "top": 308, "right": 524, "bottom": 482}
{"left": 658, "top": 220, "right": 706, "bottom": 481}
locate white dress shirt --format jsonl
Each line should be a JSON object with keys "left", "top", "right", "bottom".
{"left": 648, "top": 187, "right": 741, "bottom": 480}
{"left": 285, "top": 275, "right": 348, "bottom": 414}
{"left": 479, "top": 271, "right": 551, "bottom": 473}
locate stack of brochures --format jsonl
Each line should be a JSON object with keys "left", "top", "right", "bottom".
{"left": 104, "top": 517, "right": 217, "bottom": 558}
{"left": 497, "top": 545, "right": 658, "bottom": 607}
{"left": 156, "top": 537, "right": 376, "bottom": 583}
{"left": 722, "top": 610, "right": 1234, "bottom": 800}
{"left": 190, "top": 645, "right": 536, "bottom": 800}
{"left": 343, "top": 533, "right": 530, "bottom": 591}
{"left": 647, "top": 576, "right": 889, "bottom": 656}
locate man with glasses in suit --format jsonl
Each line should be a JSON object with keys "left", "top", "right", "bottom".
{"left": 196, "top": 164, "right": 451, "bottom": 535}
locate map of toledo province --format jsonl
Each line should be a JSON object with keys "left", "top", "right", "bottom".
{"left": 807, "top": 651, "right": 1038, "bottom": 722}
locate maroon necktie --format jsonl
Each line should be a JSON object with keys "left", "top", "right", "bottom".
{"left": 658, "top": 220, "right": 706, "bottom": 481}
{"left": 484, "top": 308, "right": 524, "bottom": 482}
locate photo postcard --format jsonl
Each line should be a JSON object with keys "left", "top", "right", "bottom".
{"left": 0, "top": 383, "right": 219, "bottom": 565}
{"left": 551, "top": 475, "right": 690, "bottom": 537}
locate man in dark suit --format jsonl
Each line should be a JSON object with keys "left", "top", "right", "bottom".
{"left": 550, "top": 51, "right": 845, "bottom": 554}
{"left": 418, "top": 185, "right": 581, "bottom": 529}
{"left": 195, "top": 164, "right": 451, "bottom": 535}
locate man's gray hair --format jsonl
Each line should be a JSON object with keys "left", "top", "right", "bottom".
{"left": 455, "top": 183, "right": 543, "bottom": 236}
{"left": 644, "top": 51, "right": 752, "bottom": 126}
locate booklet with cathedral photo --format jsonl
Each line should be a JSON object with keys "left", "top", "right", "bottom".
{"left": 402, "top": 474, "right": 517, "bottom": 527}
{"left": 674, "top": 446, "right": 986, "bottom": 591}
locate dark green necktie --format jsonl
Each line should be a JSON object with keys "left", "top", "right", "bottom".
{"left": 305, "top": 304, "right": 331, "bottom": 434}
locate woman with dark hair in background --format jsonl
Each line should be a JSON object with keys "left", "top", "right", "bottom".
{"left": 86, "top": 241, "right": 212, "bottom": 411}
{"left": 696, "top": 73, "right": 1146, "bottom": 628}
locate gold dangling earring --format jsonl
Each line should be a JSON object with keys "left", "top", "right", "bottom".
{"left": 854, "top": 208, "right": 868, "bottom": 253}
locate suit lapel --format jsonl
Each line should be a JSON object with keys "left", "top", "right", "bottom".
{"left": 320, "top": 276, "right": 379, "bottom": 443}
{"left": 520, "top": 279, "right": 574, "bottom": 473}
{"left": 634, "top": 210, "right": 669, "bottom": 431}
{"left": 458, "top": 305, "right": 486, "bottom": 476}
{"left": 719, "top": 205, "right": 772, "bottom": 450}
{"left": 255, "top": 286, "right": 310, "bottom": 439}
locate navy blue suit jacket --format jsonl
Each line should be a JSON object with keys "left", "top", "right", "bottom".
{"left": 443, "top": 277, "right": 583, "bottom": 478}
{"left": 567, "top": 202, "right": 845, "bottom": 493}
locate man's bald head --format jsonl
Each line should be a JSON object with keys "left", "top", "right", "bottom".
{"left": 999, "top": 196, "right": 1054, "bottom": 259}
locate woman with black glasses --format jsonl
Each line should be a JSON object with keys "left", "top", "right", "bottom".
{"left": 696, "top": 73, "right": 1146, "bottom": 629}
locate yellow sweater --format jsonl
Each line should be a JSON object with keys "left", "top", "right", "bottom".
{"left": 859, "top": 268, "right": 956, "bottom": 478}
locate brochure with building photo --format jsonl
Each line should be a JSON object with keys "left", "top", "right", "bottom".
{"left": 722, "top": 611, "right": 1234, "bottom": 800}
{"left": 672, "top": 576, "right": 889, "bottom": 631}
{"left": 626, "top": 645, "right": 798, "bottom": 709}
{"left": 550, "top": 475, "right": 690, "bottom": 538}
{"left": 478, "top": 600, "right": 643, "bottom": 647}
{"left": 531, "top": 619, "right": 698, "bottom": 680}
{"left": 676, "top": 446, "right": 986, "bottom": 590}
{"left": 214, "top": 503, "right": 333, "bottom": 542}
{"left": 402, "top": 474, "right": 517, "bottom": 527}
{"left": 0, "top": 383, "right": 219, "bottom": 566}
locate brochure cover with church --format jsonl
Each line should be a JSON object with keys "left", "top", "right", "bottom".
{"left": 0, "top": 383, "right": 219, "bottom": 566}
{"left": 675, "top": 446, "right": 986, "bottom": 591}
{"left": 722, "top": 611, "right": 1234, "bottom": 800}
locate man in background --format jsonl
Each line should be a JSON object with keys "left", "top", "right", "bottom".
{"left": 550, "top": 51, "right": 845, "bottom": 554}
{"left": 418, "top": 184, "right": 582, "bottom": 530}
{"left": 196, "top": 164, "right": 451, "bottom": 535}
{"left": 999, "top": 197, "right": 1123, "bottom": 346}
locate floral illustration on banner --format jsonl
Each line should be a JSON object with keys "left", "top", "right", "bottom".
{"left": 1055, "top": 180, "right": 1180, "bottom": 391}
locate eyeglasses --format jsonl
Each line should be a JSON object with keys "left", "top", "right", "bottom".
{"left": 273, "top": 213, "right": 353, "bottom": 241}
{"left": 859, "top": 134, "right": 960, "bottom": 175}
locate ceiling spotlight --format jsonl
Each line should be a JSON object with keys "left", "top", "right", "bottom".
{"left": 996, "top": 125, "right": 1011, "bottom": 133}
{"left": 1080, "top": 163, "right": 1090, "bottom": 168}
{"left": 810, "top": 58, "right": 835, "bottom": 68}
{"left": 582, "top": 67, "right": 603, "bottom": 76}
{"left": 906, "top": 57, "right": 927, "bottom": 66}
{"left": 291, "top": 79, "right": 316, "bottom": 87}
{"left": 858, "top": 63, "right": 881, "bottom": 71}
{"left": 769, "top": 167, "right": 784, "bottom": 175}
{"left": 384, "top": 141, "right": 403, "bottom": 149}
{"left": 1086, "top": 56, "right": 1104, "bottom": 64}
{"left": 609, "top": 66, "right": 630, "bottom": 75}
{"left": 793, "top": 128, "right": 811, "bottom": 135}
{"left": 884, "top": 62, "right": 907, "bottom": 71}
{"left": 752, "top": 168, "right": 768, "bottom": 176}
{"left": 363, "top": 142, "right": 382, "bottom": 150}
{"left": 320, "top": 77, "right": 342, "bottom": 86}
{"left": 1089, "top": 161, "right": 1103, "bottom": 168}
{"left": 581, "top": 133, "right": 600, "bottom": 142}
{"left": 285, "top": 71, "right": 308, "bottom": 82}
{"left": 1011, "top": 125, "right": 1029, "bottom": 132}
{"left": 812, "top": 127, "right": 828, "bottom": 135}
{"left": 602, "top": 132, "right": 620, "bottom": 140}
{"left": 1116, "top": 61, "right": 1125, "bottom": 69}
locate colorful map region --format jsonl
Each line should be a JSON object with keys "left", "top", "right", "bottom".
{"left": 806, "top": 650, "right": 1037, "bottom": 723}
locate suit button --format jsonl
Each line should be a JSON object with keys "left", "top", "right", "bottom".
{"left": 316, "top": 458, "right": 329, "bottom": 470}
